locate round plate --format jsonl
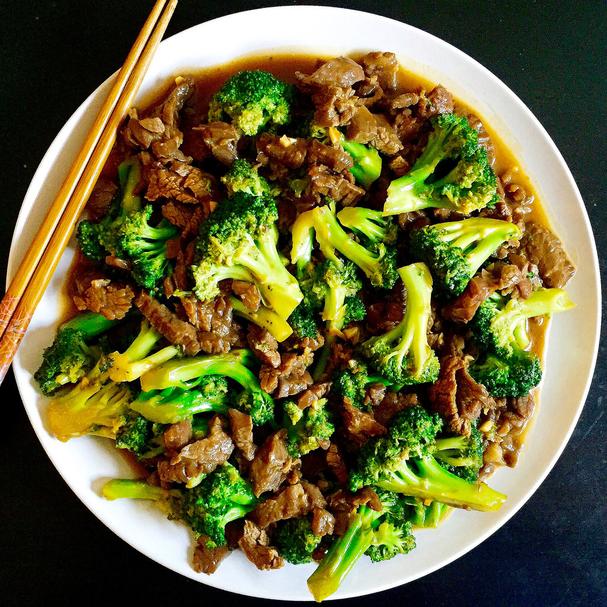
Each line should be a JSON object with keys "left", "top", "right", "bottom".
{"left": 8, "top": 6, "right": 600, "bottom": 601}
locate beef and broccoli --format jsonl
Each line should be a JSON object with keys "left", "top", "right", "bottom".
{"left": 35, "top": 52, "right": 576, "bottom": 600}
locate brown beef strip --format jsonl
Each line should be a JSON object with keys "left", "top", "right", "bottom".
{"left": 297, "top": 382, "right": 330, "bottom": 410}
{"left": 72, "top": 268, "right": 134, "bottom": 321}
{"left": 259, "top": 350, "right": 314, "bottom": 398}
{"left": 232, "top": 280, "right": 261, "bottom": 312}
{"left": 135, "top": 291, "right": 200, "bottom": 355}
{"left": 85, "top": 178, "right": 118, "bottom": 221}
{"left": 193, "top": 121, "right": 239, "bottom": 165}
{"left": 297, "top": 57, "right": 365, "bottom": 88}
{"left": 306, "top": 164, "right": 365, "bottom": 207}
{"left": 360, "top": 52, "right": 398, "bottom": 91}
{"left": 248, "top": 430, "right": 295, "bottom": 497}
{"left": 373, "top": 391, "right": 419, "bottom": 427}
{"left": 143, "top": 158, "right": 213, "bottom": 204}
{"left": 192, "top": 537, "right": 230, "bottom": 575}
{"left": 247, "top": 324, "right": 281, "bottom": 368}
{"left": 163, "top": 420, "right": 193, "bottom": 453}
{"left": 327, "top": 488, "right": 382, "bottom": 535}
{"left": 346, "top": 105, "right": 403, "bottom": 155}
{"left": 428, "top": 355, "right": 496, "bottom": 435}
{"left": 157, "top": 416, "right": 234, "bottom": 484}
{"left": 228, "top": 408, "right": 256, "bottom": 461}
{"left": 311, "top": 507, "right": 336, "bottom": 537}
{"left": 326, "top": 443, "right": 348, "bottom": 486}
{"left": 238, "top": 521, "right": 284, "bottom": 570}
{"left": 256, "top": 133, "right": 308, "bottom": 169}
{"left": 307, "top": 139, "right": 353, "bottom": 173}
{"left": 340, "top": 399, "right": 387, "bottom": 448}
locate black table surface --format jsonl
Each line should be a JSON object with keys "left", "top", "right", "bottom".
{"left": 1, "top": 1, "right": 605, "bottom": 605}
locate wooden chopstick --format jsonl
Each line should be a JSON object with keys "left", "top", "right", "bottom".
{"left": 0, "top": 0, "right": 178, "bottom": 385}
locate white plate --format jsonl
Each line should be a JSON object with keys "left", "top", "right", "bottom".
{"left": 8, "top": 6, "right": 601, "bottom": 601}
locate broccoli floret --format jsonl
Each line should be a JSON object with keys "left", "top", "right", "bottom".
{"left": 139, "top": 349, "right": 275, "bottom": 425}
{"left": 221, "top": 158, "right": 272, "bottom": 197}
{"left": 337, "top": 206, "right": 397, "bottom": 246}
{"left": 290, "top": 203, "right": 398, "bottom": 289}
{"left": 288, "top": 301, "right": 321, "bottom": 340}
{"left": 230, "top": 295, "right": 293, "bottom": 342}
{"left": 360, "top": 263, "right": 439, "bottom": 386}
{"left": 130, "top": 377, "right": 230, "bottom": 424}
{"left": 383, "top": 113, "right": 499, "bottom": 216}
{"left": 283, "top": 397, "right": 335, "bottom": 457}
{"left": 115, "top": 413, "right": 164, "bottom": 458}
{"left": 193, "top": 191, "right": 302, "bottom": 320}
{"left": 331, "top": 359, "right": 391, "bottom": 411}
{"left": 434, "top": 425, "right": 484, "bottom": 482}
{"left": 102, "top": 479, "right": 181, "bottom": 509}
{"left": 349, "top": 406, "right": 506, "bottom": 512}
{"left": 182, "top": 463, "right": 257, "bottom": 547}
{"left": 35, "top": 312, "right": 118, "bottom": 395}
{"left": 402, "top": 497, "right": 451, "bottom": 528}
{"left": 107, "top": 320, "right": 181, "bottom": 384}
{"left": 470, "top": 288, "right": 574, "bottom": 397}
{"left": 118, "top": 205, "right": 178, "bottom": 289}
{"left": 307, "top": 490, "right": 415, "bottom": 602}
{"left": 342, "top": 295, "right": 367, "bottom": 326}
{"left": 208, "top": 70, "right": 294, "bottom": 135}
{"left": 46, "top": 363, "right": 133, "bottom": 441}
{"left": 274, "top": 518, "right": 322, "bottom": 564}
{"left": 409, "top": 218, "right": 521, "bottom": 297}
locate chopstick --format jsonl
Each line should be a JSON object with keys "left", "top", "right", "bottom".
{"left": 0, "top": 0, "right": 178, "bottom": 385}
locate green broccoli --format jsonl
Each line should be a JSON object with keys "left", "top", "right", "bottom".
{"left": 337, "top": 206, "right": 397, "bottom": 246}
{"left": 331, "top": 359, "right": 392, "bottom": 411}
{"left": 307, "top": 490, "right": 415, "bottom": 602}
{"left": 118, "top": 205, "right": 178, "bottom": 289}
{"left": 139, "top": 349, "right": 274, "bottom": 425}
{"left": 434, "top": 424, "right": 484, "bottom": 482}
{"left": 349, "top": 406, "right": 506, "bottom": 512}
{"left": 221, "top": 158, "right": 272, "bottom": 197}
{"left": 182, "top": 462, "right": 257, "bottom": 548}
{"left": 283, "top": 397, "right": 335, "bottom": 457}
{"left": 102, "top": 478, "right": 181, "bottom": 506}
{"left": 192, "top": 191, "right": 302, "bottom": 321}
{"left": 383, "top": 113, "right": 499, "bottom": 216}
{"left": 288, "top": 300, "right": 321, "bottom": 340}
{"left": 274, "top": 518, "right": 322, "bottom": 565}
{"left": 470, "top": 288, "right": 575, "bottom": 397}
{"left": 409, "top": 218, "right": 521, "bottom": 297}
{"left": 208, "top": 70, "right": 294, "bottom": 135}
{"left": 402, "top": 497, "right": 451, "bottom": 528}
{"left": 360, "top": 263, "right": 439, "bottom": 386}
{"left": 229, "top": 295, "right": 293, "bottom": 342}
{"left": 35, "top": 312, "right": 118, "bottom": 395}
{"left": 130, "top": 376, "right": 230, "bottom": 424}
{"left": 115, "top": 413, "right": 164, "bottom": 458}
{"left": 290, "top": 202, "right": 398, "bottom": 289}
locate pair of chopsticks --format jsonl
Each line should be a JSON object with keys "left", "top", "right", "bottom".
{"left": 0, "top": 0, "right": 178, "bottom": 386}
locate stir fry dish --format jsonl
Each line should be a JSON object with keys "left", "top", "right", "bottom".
{"left": 35, "top": 53, "right": 576, "bottom": 600}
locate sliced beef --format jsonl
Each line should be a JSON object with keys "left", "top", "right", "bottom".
{"left": 346, "top": 105, "right": 403, "bottom": 155}
{"left": 161, "top": 200, "right": 207, "bottom": 231}
{"left": 135, "top": 291, "right": 200, "bottom": 355}
{"left": 520, "top": 222, "right": 575, "bottom": 288}
{"left": 259, "top": 350, "right": 314, "bottom": 398}
{"left": 192, "top": 537, "right": 229, "bottom": 574}
{"left": 163, "top": 420, "right": 193, "bottom": 453}
{"left": 251, "top": 481, "right": 325, "bottom": 528}
{"left": 418, "top": 85, "right": 454, "bottom": 119}
{"left": 359, "top": 52, "right": 399, "bottom": 91}
{"left": 238, "top": 521, "right": 284, "bottom": 570}
{"left": 232, "top": 280, "right": 261, "bottom": 312}
{"left": 157, "top": 416, "right": 234, "bottom": 484}
{"left": 247, "top": 324, "right": 281, "bottom": 368}
{"left": 143, "top": 159, "right": 213, "bottom": 204}
{"left": 311, "top": 507, "right": 336, "bottom": 537}
{"left": 85, "top": 178, "right": 118, "bottom": 221}
{"left": 428, "top": 355, "right": 496, "bottom": 435}
{"left": 297, "top": 382, "right": 330, "bottom": 410}
{"left": 72, "top": 269, "right": 134, "bottom": 321}
{"left": 341, "top": 399, "right": 387, "bottom": 448}
{"left": 326, "top": 443, "right": 348, "bottom": 486}
{"left": 373, "top": 391, "right": 419, "bottom": 427}
{"left": 228, "top": 408, "right": 255, "bottom": 461}
{"left": 256, "top": 133, "right": 308, "bottom": 169}
{"left": 297, "top": 57, "right": 365, "bottom": 89}
{"left": 306, "top": 164, "right": 365, "bottom": 206}
{"left": 248, "top": 430, "right": 295, "bottom": 497}
{"left": 193, "top": 122, "right": 239, "bottom": 165}
{"left": 180, "top": 295, "right": 239, "bottom": 354}
{"left": 328, "top": 488, "right": 382, "bottom": 535}
{"left": 307, "top": 139, "right": 353, "bottom": 173}
{"left": 443, "top": 263, "right": 526, "bottom": 324}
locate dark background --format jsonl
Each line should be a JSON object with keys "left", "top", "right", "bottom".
{"left": 1, "top": 1, "right": 605, "bottom": 605}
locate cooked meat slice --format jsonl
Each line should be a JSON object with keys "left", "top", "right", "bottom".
{"left": 366, "top": 298, "right": 404, "bottom": 335}
{"left": 143, "top": 159, "right": 213, "bottom": 204}
{"left": 355, "top": 76, "right": 384, "bottom": 107}
{"left": 306, "top": 164, "right": 365, "bottom": 206}
{"left": 193, "top": 121, "right": 239, "bottom": 165}
{"left": 428, "top": 355, "right": 496, "bottom": 435}
{"left": 228, "top": 408, "right": 256, "bottom": 461}
{"left": 307, "top": 139, "right": 353, "bottom": 173}
{"left": 373, "top": 391, "right": 419, "bottom": 427}
{"left": 310, "top": 85, "right": 360, "bottom": 128}
{"left": 259, "top": 350, "right": 314, "bottom": 398}
{"left": 238, "top": 520, "right": 284, "bottom": 570}
{"left": 359, "top": 52, "right": 398, "bottom": 91}
{"left": 135, "top": 291, "right": 200, "bottom": 355}
{"left": 326, "top": 443, "right": 348, "bottom": 486}
{"left": 418, "top": 85, "right": 454, "bottom": 119}
{"left": 289, "top": 333, "right": 326, "bottom": 353}
{"left": 232, "top": 280, "right": 261, "bottom": 312}
{"left": 520, "top": 222, "right": 575, "bottom": 288}
{"left": 163, "top": 420, "right": 193, "bottom": 453}
{"left": 157, "top": 416, "right": 234, "bottom": 484}
{"left": 443, "top": 263, "right": 525, "bottom": 323}
{"left": 297, "top": 382, "right": 330, "bottom": 410}
{"left": 161, "top": 200, "right": 203, "bottom": 229}
{"left": 192, "top": 537, "right": 230, "bottom": 574}
{"left": 327, "top": 487, "right": 382, "bottom": 535}
{"left": 247, "top": 324, "right": 281, "bottom": 368}
{"left": 389, "top": 92, "right": 420, "bottom": 111}
{"left": 248, "top": 430, "right": 295, "bottom": 497}
{"left": 252, "top": 482, "right": 319, "bottom": 528}
{"left": 346, "top": 105, "right": 403, "bottom": 155}
{"left": 297, "top": 57, "right": 365, "bottom": 88}
{"left": 311, "top": 507, "right": 335, "bottom": 537}
{"left": 256, "top": 133, "right": 308, "bottom": 169}
{"left": 341, "top": 399, "right": 387, "bottom": 447}
{"left": 72, "top": 269, "right": 134, "bottom": 321}
{"left": 364, "top": 383, "right": 387, "bottom": 409}
{"left": 86, "top": 177, "right": 118, "bottom": 221}
{"left": 180, "top": 295, "right": 239, "bottom": 354}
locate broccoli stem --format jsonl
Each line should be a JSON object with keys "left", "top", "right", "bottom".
{"left": 117, "top": 158, "right": 142, "bottom": 214}
{"left": 60, "top": 311, "right": 117, "bottom": 338}
{"left": 378, "top": 457, "right": 506, "bottom": 512}
{"left": 337, "top": 207, "right": 387, "bottom": 243}
{"left": 102, "top": 479, "right": 170, "bottom": 501}
{"left": 230, "top": 296, "right": 293, "bottom": 342}
{"left": 307, "top": 505, "right": 379, "bottom": 602}
{"left": 341, "top": 140, "right": 382, "bottom": 188}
